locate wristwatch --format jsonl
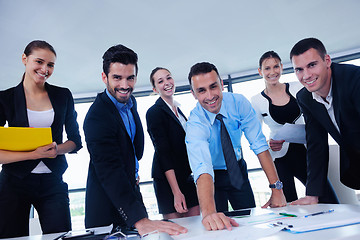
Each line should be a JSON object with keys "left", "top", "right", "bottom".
{"left": 269, "top": 180, "right": 283, "bottom": 189}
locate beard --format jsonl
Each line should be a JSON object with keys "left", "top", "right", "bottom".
{"left": 107, "top": 83, "right": 133, "bottom": 104}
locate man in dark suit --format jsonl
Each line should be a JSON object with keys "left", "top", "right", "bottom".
{"left": 289, "top": 38, "right": 360, "bottom": 205}
{"left": 83, "top": 44, "right": 186, "bottom": 236}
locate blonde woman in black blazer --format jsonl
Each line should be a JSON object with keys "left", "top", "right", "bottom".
{"left": 146, "top": 67, "right": 199, "bottom": 219}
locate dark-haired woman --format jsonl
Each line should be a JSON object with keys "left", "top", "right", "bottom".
{"left": 146, "top": 67, "right": 199, "bottom": 219}
{"left": 251, "top": 51, "right": 338, "bottom": 204}
{"left": 0, "top": 40, "right": 82, "bottom": 238}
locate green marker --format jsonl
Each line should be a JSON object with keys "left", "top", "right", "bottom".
{"left": 279, "top": 213, "right": 297, "bottom": 217}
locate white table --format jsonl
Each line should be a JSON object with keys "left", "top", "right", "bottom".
{"left": 171, "top": 204, "right": 360, "bottom": 240}
{"left": 8, "top": 204, "right": 360, "bottom": 240}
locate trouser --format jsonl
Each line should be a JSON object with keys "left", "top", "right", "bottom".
{"left": 0, "top": 171, "right": 71, "bottom": 239}
{"left": 214, "top": 159, "right": 255, "bottom": 212}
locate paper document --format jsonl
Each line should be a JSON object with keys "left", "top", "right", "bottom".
{"left": 268, "top": 209, "right": 360, "bottom": 233}
{"left": 0, "top": 126, "right": 52, "bottom": 151}
{"left": 272, "top": 123, "right": 306, "bottom": 144}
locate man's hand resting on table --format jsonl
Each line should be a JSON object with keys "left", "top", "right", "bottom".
{"left": 134, "top": 218, "right": 187, "bottom": 236}
{"left": 202, "top": 212, "right": 239, "bottom": 231}
{"left": 290, "top": 196, "right": 319, "bottom": 205}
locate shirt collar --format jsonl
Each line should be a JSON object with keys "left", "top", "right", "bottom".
{"left": 202, "top": 102, "right": 226, "bottom": 125}
{"left": 106, "top": 89, "right": 133, "bottom": 111}
{"left": 163, "top": 98, "right": 181, "bottom": 110}
{"left": 312, "top": 78, "right": 333, "bottom": 106}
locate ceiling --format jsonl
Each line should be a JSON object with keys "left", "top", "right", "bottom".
{"left": 1, "top": 0, "right": 360, "bottom": 99}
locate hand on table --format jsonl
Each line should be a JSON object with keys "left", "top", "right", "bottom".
{"left": 262, "top": 189, "right": 287, "bottom": 208}
{"left": 202, "top": 212, "right": 239, "bottom": 231}
{"left": 290, "top": 196, "right": 319, "bottom": 205}
{"left": 135, "top": 218, "right": 187, "bottom": 236}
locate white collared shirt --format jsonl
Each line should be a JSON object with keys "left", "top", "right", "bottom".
{"left": 312, "top": 79, "right": 340, "bottom": 133}
{"left": 164, "top": 99, "right": 187, "bottom": 130}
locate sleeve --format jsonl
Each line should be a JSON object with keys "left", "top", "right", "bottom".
{"left": 64, "top": 89, "right": 82, "bottom": 153}
{"left": 238, "top": 95, "right": 269, "bottom": 155}
{"left": 0, "top": 92, "right": 6, "bottom": 126}
{"left": 146, "top": 106, "right": 175, "bottom": 173}
{"left": 351, "top": 68, "right": 360, "bottom": 115}
{"left": 84, "top": 104, "right": 148, "bottom": 226}
{"left": 185, "top": 113, "right": 214, "bottom": 182}
{"left": 250, "top": 94, "right": 264, "bottom": 126}
{"left": 297, "top": 93, "right": 329, "bottom": 197}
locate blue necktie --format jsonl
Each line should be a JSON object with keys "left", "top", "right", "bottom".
{"left": 216, "top": 114, "right": 244, "bottom": 190}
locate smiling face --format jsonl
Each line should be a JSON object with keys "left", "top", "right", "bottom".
{"left": 22, "top": 48, "right": 56, "bottom": 85}
{"left": 292, "top": 48, "right": 332, "bottom": 98}
{"left": 191, "top": 70, "right": 224, "bottom": 114}
{"left": 258, "top": 57, "right": 283, "bottom": 85}
{"left": 152, "top": 69, "right": 175, "bottom": 99}
{"left": 102, "top": 62, "right": 136, "bottom": 103}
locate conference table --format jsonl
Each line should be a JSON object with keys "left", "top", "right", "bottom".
{"left": 171, "top": 204, "right": 360, "bottom": 240}
{"left": 8, "top": 204, "right": 360, "bottom": 240}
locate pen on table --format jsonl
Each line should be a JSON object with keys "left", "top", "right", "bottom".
{"left": 53, "top": 231, "right": 68, "bottom": 240}
{"left": 304, "top": 209, "right": 334, "bottom": 218}
{"left": 279, "top": 213, "right": 297, "bottom": 217}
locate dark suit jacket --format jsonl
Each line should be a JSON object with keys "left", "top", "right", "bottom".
{"left": 146, "top": 97, "right": 192, "bottom": 181}
{"left": 83, "top": 91, "right": 147, "bottom": 229}
{"left": 0, "top": 81, "right": 82, "bottom": 178}
{"left": 297, "top": 63, "right": 360, "bottom": 193}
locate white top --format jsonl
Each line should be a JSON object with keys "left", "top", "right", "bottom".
{"left": 164, "top": 99, "right": 187, "bottom": 130}
{"left": 312, "top": 79, "right": 340, "bottom": 133}
{"left": 27, "top": 108, "right": 54, "bottom": 174}
{"left": 251, "top": 81, "right": 305, "bottom": 159}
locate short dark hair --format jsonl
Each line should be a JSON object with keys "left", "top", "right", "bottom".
{"left": 102, "top": 44, "right": 138, "bottom": 77}
{"left": 149, "top": 67, "right": 170, "bottom": 88}
{"left": 259, "top": 51, "right": 281, "bottom": 68}
{"left": 290, "top": 38, "right": 327, "bottom": 60}
{"left": 24, "top": 40, "right": 56, "bottom": 57}
{"left": 188, "top": 62, "right": 221, "bottom": 86}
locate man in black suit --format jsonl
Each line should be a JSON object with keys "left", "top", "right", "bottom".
{"left": 83, "top": 44, "right": 186, "bottom": 236}
{"left": 290, "top": 38, "right": 360, "bottom": 205}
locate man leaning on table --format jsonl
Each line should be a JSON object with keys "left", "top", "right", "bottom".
{"left": 290, "top": 38, "right": 360, "bottom": 205}
{"left": 83, "top": 44, "right": 186, "bottom": 236}
{"left": 185, "top": 62, "right": 286, "bottom": 231}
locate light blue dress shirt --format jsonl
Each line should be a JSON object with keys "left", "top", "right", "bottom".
{"left": 185, "top": 92, "right": 269, "bottom": 182}
{"left": 106, "top": 89, "right": 139, "bottom": 179}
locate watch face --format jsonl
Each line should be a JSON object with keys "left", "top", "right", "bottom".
{"left": 270, "top": 180, "right": 283, "bottom": 189}
{"left": 275, "top": 181, "right": 283, "bottom": 189}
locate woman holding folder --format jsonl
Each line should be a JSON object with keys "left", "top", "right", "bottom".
{"left": 0, "top": 40, "right": 82, "bottom": 238}
{"left": 250, "top": 51, "right": 338, "bottom": 204}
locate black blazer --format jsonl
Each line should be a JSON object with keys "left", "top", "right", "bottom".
{"left": 146, "top": 97, "right": 192, "bottom": 181}
{"left": 0, "top": 81, "right": 82, "bottom": 178}
{"left": 297, "top": 63, "right": 360, "bottom": 193}
{"left": 83, "top": 91, "right": 147, "bottom": 229}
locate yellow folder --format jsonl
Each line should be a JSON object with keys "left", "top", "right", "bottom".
{"left": 0, "top": 126, "right": 53, "bottom": 151}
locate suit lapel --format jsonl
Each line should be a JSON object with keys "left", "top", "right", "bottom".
{"left": 100, "top": 91, "right": 128, "bottom": 135}
{"left": 307, "top": 93, "right": 341, "bottom": 143}
{"left": 178, "top": 107, "right": 187, "bottom": 121}
{"left": 156, "top": 97, "right": 185, "bottom": 126}
{"left": 331, "top": 66, "right": 342, "bottom": 135}
{"left": 13, "top": 82, "right": 29, "bottom": 127}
